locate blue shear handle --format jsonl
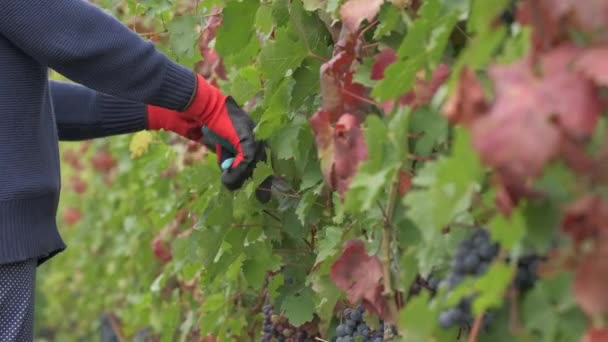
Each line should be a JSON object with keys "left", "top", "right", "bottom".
{"left": 221, "top": 158, "right": 235, "bottom": 170}
{"left": 201, "top": 126, "right": 237, "bottom": 154}
{"left": 202, "top": 126, "right": 237, "bottom": 171}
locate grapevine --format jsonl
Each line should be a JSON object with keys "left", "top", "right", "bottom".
{"left": 34, "top": 0, "right": 608, "bottom": 341}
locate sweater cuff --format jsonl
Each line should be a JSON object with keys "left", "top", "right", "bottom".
{"left": 100, "top": 96, "right": 148, "bottom": 135}
{"left": 149, "top": 59, "right": 197, "bottom": 111}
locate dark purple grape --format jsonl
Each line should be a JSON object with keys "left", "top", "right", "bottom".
{"left": 345, "top": 325, "right": 353, "bottom": 335}
{"left": 478, "top": 243, "right": 498, "bottom": 260}
{"left": 337, "top": 324, "right": 347, "bottom": 337}
{"left": 351, "top": 310, "right": 362, "bottom": 322}
{"left": 439, "top": 309, "right": 459, "bottom": 328}
{"left": 463, "top": 254, "right": 480, "bottom": 273}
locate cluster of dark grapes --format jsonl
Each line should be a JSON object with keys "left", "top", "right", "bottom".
{"left": 437, "top": 227, "right": 547, "bottom": 332}
{"left": 262, "top": 303, "right": 310, "bottom": 342}
{"left": 408, "top": 274, "right": 441, "bottom": 299}
{"left": 438, "top": 228, "right": 499, "bottom": 330}
{"left": 334, "top": 306, "right": 384, "bottom": 342}
{"left": 512, "top": 253, "right": 544, "bottom": 292}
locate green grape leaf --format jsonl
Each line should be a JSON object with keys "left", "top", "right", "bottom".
{"left": 255, "top": 4, "right": 274, "bottom": 35}
{"left": 399, "top": 292, "right": 437, "bottom": 340}
{"left": 215, "top": 0, "right": 258, "bottom": 58}
{"left": 372, "top": 55, "right": 425, "bottom": 101}
{"left": 167, "top": 14, "right": 201, "bottom": 66}
{"left": 309, "top": 271, "right": 342, "bottom": 332}
{"left": 374, "top": 3, "right": 402, "bottom": 39}
{"left": 489, "top": 205, "right": 526, "bottom": 251}
{"left": 396, "top": 1, "right": 440, "bottom": 59}
{"left": 281, "top": 290, "right": 316, "bottom": 326}
{"left": 259, "top": 27, "right": 309, "bottom": 87}
{"left": 288, "top": 0, "right": 331, "bottom": 57}
{"left": 242, "top": 244, "right": 282, "bottom": 290}
{"left": 469, "top": 0, "right": 509, "bottom": 34}
{"left": 296, "top": 189, "right": 322, "bottom": 226}
{"left": 522, "top": 271, "right": 586, "bottom": 342}
{"left": 303, "top": 0, "right": 326, "bottom": 11}
{"left": 409, "top": 107, "right": 449, "bottom": 157}
{"left": 272, "top": 0, "right": 291, "bottom": 27}
{"left": 315, "top": 226, "right": 343, "bottom": 263}
{"left": 404, "top": 127, "right": 483, "bottom": 232}
{"left": 255, "top": 77, "right": 295, "bottom": 139}
{"left": 472, "top": 262, "right": 514, "bottom": 314}
{"left": 344, "top": 166, "right": 394, "bottom": 213}
{"left": 230, "top": 65, "right": 261, "bottom": 104}
{"left": 292, "top": 60, "right": 322, "bottom": 112}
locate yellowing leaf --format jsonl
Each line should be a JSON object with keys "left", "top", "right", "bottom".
{"left": 129, "top": 131, "right": 154, "bottom": 159}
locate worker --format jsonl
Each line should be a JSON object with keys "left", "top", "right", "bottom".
{"left": 0, "top": 1, "right": 263, "bottom": 340}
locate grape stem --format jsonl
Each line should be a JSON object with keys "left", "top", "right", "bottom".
{"left": 381, "top": 168, "right": 401, "bottom": 323}
{"left": 468, "top": 312, "right": 484, "bottom": 342}
{"left": 508, "top": 287, "right": 524, "bottom": 335}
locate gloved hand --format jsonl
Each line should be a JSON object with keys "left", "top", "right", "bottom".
{"left": 147, "top": 73, "right": 265, "bottom": 191}
{"left": 147, "top": 105, "right": 203, "bottom": 141}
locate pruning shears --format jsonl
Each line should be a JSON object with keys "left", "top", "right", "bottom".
{"left": 201, "top": 126, "right": 296, "bottom": 203}
{"left": 201, "top": 125, "right": 236, "bottom": 171}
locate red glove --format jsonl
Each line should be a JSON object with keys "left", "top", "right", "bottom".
{"left": 147, "top": 105, "right": 202, "bottom": 141}
{"left": 147, "top": 73, "right": 264, "bottom": 190}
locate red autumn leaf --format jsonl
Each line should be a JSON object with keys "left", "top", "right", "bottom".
{"left": 443, "top": 67, "right": 488, "bottom": 127}
{"left": 62, "top": 207, "right": 82, "bottom": 226}
{"left": 576, "top": 47, "right": 608, "bottom": 87}
{"left": 342, "top": 71, "right": 370, "bottom": 110}
{"left": 310, "top": 111, "right": 368, "bottom": 197}
{"left": 582, "top": 328, "right": 608, "bottom": 342}
{"left": 332, "top": 113, "right": 368, "bottom": 197}
{"left": 197, "top": 7, "right": 226, "bottom": 82}
{"left": 400, "top": 63, "right": 451, "bottom": 110}
{"left": 319, "top": 30, "right": 363, "bottom": 120}
{"left": 516, "top": 0, "right": 565, "bottom": 53}
{"left": 517, "top": 0, "right": 608, "bottom": 53}
{"left": 339, "top": 0, "right": 383, "bottom": 33}
{"left": 69, "top": 175, "right": 88, "bottom": 194}
{"left": 470, "top": 51, "right": 600, "bottom": 182}
{"left": 561, "top": 195, "right": 608, "bottom": 245}
{"left": 573, "top": 242, "right": 608, "bottom": 317}
{"left": 551, "top": 0, "right": 608, "bottom": 41}
{"left": 330, "top": 240, "right": 391, "bottom": 320}
{"left": 62, "top": 148, "right": 84, "bottom": 170}
{"left": 538, "top": 44, "right": 600, "bottom": 138}
{"left": 310, "top": 110, "right": 335, "bottom": 189}
{"left": 152, "top": 235, "right": 173, "bottom": 264}
{"left": 320, "top": 70, "right": 344, "bottom": 119}
{"left": 91, "top": 149, "right": 117, "bottom": 173}
{"left": 371, "top": 48, "right": 397, "bottom": 80}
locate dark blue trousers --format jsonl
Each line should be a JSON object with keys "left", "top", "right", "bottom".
{"left": 0, "top": 258, "right": 36, "bottom": 342}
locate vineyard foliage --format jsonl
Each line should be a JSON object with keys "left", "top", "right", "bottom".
{"left": 36, "top": 0, "right": 608, "bottom": 341}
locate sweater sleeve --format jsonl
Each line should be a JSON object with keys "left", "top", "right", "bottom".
{"left": 50, "top": 81, "right": 149, "bottom": 141}
{"left": 0, "top": 0, "right": 195, "bottom": 111}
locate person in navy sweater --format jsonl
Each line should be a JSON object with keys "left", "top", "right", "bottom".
{"left": 0, "top": 1, "right": 263, "bottom": 340}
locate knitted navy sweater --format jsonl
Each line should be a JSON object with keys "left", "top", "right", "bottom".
{"left": 0, "top": 0, "right": 197, "bottom": 264}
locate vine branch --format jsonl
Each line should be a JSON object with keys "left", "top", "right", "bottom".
{"left": 468, "top": 312, "right": 484, "bottom": 342}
